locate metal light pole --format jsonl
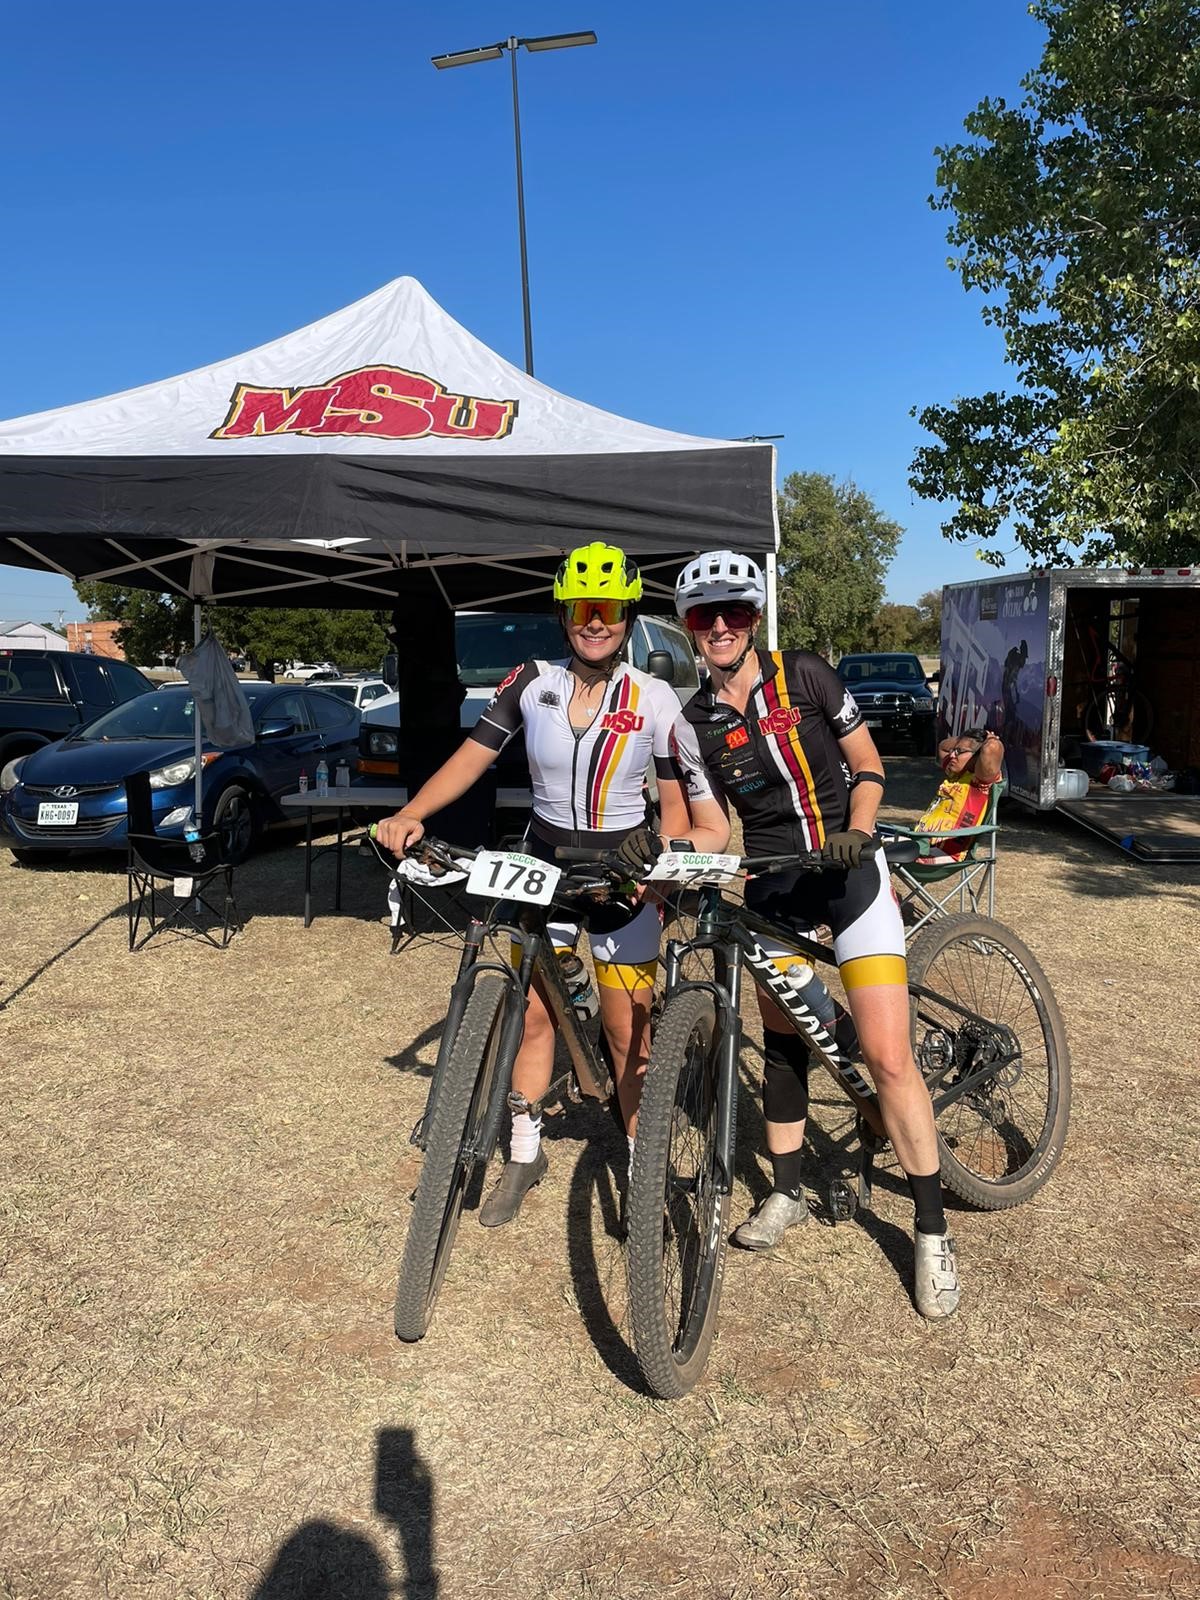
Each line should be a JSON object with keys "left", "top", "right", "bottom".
{"left": 432, "top": 30, "right": 597, "bottom": 377}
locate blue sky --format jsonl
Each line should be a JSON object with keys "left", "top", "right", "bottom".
{"left": 0, "top": 0, "right": 1042, "bottom": 623}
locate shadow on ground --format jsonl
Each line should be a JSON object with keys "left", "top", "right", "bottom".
{"left": 251, "top": 1427, "right": 438, "bottom": 1600}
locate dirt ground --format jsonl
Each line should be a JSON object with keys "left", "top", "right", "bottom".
{"left": 2, "top": 758, "right": 1198, "bottom": 1600}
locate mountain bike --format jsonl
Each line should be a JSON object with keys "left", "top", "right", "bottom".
{"left": 620, "top": 842, "right": 1071, "bottom": 1398}
{"left": 376, "top": 833, "right": 638, "bottom": 1342}
{"left": 1074, "top": 610, "right": 1154, "bottom": 743}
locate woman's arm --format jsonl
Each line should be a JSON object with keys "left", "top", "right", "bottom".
{"left": 838, "top": 724, "right": 886, "bottom": 835}
{"left": 974, "top": 731, "right": 1005, "bottom": 784}
{"left": 375, "top": 737, "right": 497, "bottom": 852}
{"left": 657, "top": 777, "right": 732, "bottom": 853}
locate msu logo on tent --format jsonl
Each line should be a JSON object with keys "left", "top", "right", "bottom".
{"left": 211, "top": 364, "right": 518, "bottom": 442}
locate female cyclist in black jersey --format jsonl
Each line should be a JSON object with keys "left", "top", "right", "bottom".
{"left": 377, "top": 543, "right": 728, "bottom": 1227}
{"left": 658, "top": 551, "right": 960, "bottom": 1319}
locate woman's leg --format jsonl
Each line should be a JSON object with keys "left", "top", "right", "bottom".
{"left": 479, "top": 969, "right": 559, "bottom": 1227}
{"left": 731, "top": 982, "right": 811, "bottom": 1248}
{"left": 596, "top": 973, "right": 653, "bottom": 1137}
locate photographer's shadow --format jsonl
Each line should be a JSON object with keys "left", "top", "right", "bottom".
{"left": 251, "top": 1427, "right": 437, "bottom": 1599}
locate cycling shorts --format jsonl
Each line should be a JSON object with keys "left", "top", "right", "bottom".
{"left": 743, "top": 850, "right": 906, "bottom": 990}
{"left": 517, "top": 828, "right": 661, "bottom": 993}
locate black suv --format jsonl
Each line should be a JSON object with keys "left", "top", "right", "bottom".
{"left": 835, "top": 652, "right": 938, "bottom": 754}
{"left": 0, "top": 650, "right": 154, "bottom": 772}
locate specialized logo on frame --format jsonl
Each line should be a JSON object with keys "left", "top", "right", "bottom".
{"left": 211, "top": 364, "right": 519, "bottom": 441}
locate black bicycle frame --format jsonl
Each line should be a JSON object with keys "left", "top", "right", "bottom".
{"left": 412, "top": 894, "right": 614, "bottom": 1163}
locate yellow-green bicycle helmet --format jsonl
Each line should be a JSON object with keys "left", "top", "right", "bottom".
{"left": 553, "top": 541, "right": 643, "bottom": 603}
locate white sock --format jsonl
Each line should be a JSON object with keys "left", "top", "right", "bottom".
{"left": 627, "top": 1133, "right": 636, "bottom": 1175}
{"left": 511, "top": 1111, "right": 543, "bottom": 1164}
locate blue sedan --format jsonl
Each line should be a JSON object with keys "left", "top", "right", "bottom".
{"left": 0, "top": 682, "right": 360, "bottom": 864}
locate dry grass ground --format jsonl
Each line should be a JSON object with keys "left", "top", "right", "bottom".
{"left": 2, "top": 759, "right": 1198, "bottom": 1600}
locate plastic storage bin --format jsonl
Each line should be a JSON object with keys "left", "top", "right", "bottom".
{"left": 1078, "top": 741, "right": 1151, "bottom": 777}
{"left": 1056, "top": 767, "right": 1089, "bottom": 800}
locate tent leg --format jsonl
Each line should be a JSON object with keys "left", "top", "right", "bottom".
{"left": 194, "top": 602, "right": 203, "bottom": 821}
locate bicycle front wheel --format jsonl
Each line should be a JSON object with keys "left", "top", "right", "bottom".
{"left": 907, "top": 914, "right": 1070, "bottom": 1209}
{"left": 626, "top": 989, "right": 729, "bottom": 1398}
{"left": 394, "top": 972, "right": 510, "bottom": 1341}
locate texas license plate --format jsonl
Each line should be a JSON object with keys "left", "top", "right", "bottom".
{"left": 37, "top": 802, "right": 78, "bottom": 825}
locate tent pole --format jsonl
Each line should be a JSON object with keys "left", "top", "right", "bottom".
{"left": 765, "top": 553, "right": 778, "bottom": 650}
{"left": 193, "top": 602, "right": 203, "bottom": 820}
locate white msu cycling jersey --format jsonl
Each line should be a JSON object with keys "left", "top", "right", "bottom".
{"left": 469, "top": 658, "right": 680, "bottom": 843}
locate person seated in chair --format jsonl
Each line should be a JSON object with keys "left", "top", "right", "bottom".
{"left": 915, "top": 728, "right": 1005, "bottom": 862}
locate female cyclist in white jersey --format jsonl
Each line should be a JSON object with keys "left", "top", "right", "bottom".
{"left": 377, "top": 542, "right": 728, "bottom": 1226}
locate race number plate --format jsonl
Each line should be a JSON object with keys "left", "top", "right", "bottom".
{"left": 466, "top": 850, "right": 561, "bottom": 905}
{"left": 647, "top": 851, "right": 741, "bottom": 885}
{"left": 36, "top": 802, "right": 78, "bottom": 826}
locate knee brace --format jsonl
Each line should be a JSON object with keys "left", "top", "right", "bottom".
{"left": 762, "top": 1028, "right": 810, "bottom": 1124}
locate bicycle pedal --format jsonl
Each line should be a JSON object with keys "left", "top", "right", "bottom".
{"left": 828, "top": 1178, "right": 856, "bottom": 1224}
{"left": 409, "top": 1116, "right": 427, "bottom": 1150}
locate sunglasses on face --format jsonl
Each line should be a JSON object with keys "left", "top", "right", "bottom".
{"left": 562, "top": 599, "right": 630, "bottom": 626}
{"left": 685, "top": 601, "right": 758, "bottom": 633}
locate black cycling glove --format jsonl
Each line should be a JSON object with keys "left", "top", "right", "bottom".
{"left": 615, "top": 825, "right": 663, "bottom": 875}
{"left": 820, "top": 829, "right": 874, "bottom": 869}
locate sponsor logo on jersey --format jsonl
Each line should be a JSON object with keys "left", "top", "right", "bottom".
{"left": 758, "top": 705, "right": 803, "bottom": 736}
{"left": 538, "top": 690, "right": 560, "bottom": 706}
{"left": 599, "top": 710, "right": 645, "bottom": 734}
{"left": 725, "top": 726, "right": 750, "bottom": 750}
{"left": 835, "top": 690, "right": 859, "bottom": 727}
{"left": 211, "top": 364, "right": 518, "bottom": 441}
{"left": 495, "top": 665, "right": 522, "bottom": 695}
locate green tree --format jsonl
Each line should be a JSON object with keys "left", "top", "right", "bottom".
{"left": 911, "top": 588, "right": 943, "bottom": 654}
{"left": 72, "top": 582, "right": 388, "bottom": 674}
{"left": 910, "top": 0, "right": 1200, "bottom": 568}
{"left": 776, "top": 472, "right": 903, "bottom": 658}
{"left": 863, "top": 603, "right": 920, "bottom": 652}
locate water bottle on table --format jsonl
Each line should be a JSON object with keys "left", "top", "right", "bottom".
{"left": 298, "top": 770, "right": 309, "bottom": 796}
{"left": 335, "top": 761, "right": 350, "bottom": 792}
{"left": 315, "top": 758, "right": 329, "bottom": 798}
{"left": 182, "top": 809, "right": 205, "bottom": 864}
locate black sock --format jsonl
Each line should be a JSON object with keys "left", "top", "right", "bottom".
{"left": 907, "top": 1170, "right": 946, "bottom": 1235}
{"left": 769, "top": 1148, "right": 805, "bottom": 1199}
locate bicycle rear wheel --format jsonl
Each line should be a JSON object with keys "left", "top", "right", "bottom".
{"left": 394, "top": 972, "right": 510, "bottom": 1341}
{"left": 907, "top": 914, "right": 1070, "bottom": 1209}
{"left": 626, "top": 989, "right": 729, "bottom": 1398}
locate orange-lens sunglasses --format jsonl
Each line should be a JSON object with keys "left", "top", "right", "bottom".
{"left": 562, "top": 599, "right": 630, "bottom": 626}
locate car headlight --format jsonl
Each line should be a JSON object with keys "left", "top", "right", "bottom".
{"left": 1, "top": 755, "right": 27, "bottom": 793}
{"left": 149, "top": 753, "right": 219, "bottom": 789}
{"left": 367, "top": 729, "right": 398, "bottom": 758}
{"left": 914, "top": 700, "right": 935, "bottom": 713}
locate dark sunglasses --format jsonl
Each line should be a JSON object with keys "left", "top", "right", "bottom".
{"left": 562, "top": 599, "right": 630, "bottom": 626}
{"left": 684, "top": 601, "right": 758, "bottom": 632}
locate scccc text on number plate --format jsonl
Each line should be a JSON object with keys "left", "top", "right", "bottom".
{"left": 647, "top": 851, "right": 741, "bottom": 885}
{"left": 466, "top": 850, "right": 562, "bottom": 905}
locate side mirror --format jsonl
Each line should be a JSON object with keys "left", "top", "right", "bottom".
{"left": 259, "top": 717, "right": 297, "bottom": 740}
{"left": 646, "top": 650, "right": 674, "bottom": 684}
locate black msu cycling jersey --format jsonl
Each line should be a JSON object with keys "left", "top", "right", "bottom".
{"left": 469, "top": 657, "right": 680, "bottom": 847}
{"left": 669, "top": 648, "right": 865, "bottom": 856}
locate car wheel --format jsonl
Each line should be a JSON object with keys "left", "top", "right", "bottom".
{"left": 211, "top": 784, "right": 258, "bottom": 864}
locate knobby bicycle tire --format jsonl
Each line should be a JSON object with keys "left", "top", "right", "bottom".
{"left": 626, "top": 989, "right": 729, "bottom": 1398}
{"left": 907, "top": 913, "right": 1070, "bottom": 1209}
{"left": 394, "top": 972, "right": 510, "bottom": 1341}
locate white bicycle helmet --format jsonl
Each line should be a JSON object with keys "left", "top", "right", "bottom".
{"left": 674, "top": 550, "right": 767, "bottom": 619}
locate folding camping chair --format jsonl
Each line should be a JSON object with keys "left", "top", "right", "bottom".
{"left": 878, "top": 779, "right": 1004, "bottom": 941}
{"left": 124, "top": 772, "right": 242, "bottom": 951}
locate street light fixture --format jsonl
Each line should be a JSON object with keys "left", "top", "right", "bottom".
{"left": 432, "top": 30, "right": 598, "bottom": 376}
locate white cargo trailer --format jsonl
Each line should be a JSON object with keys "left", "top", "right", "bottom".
{"left": 938, "top": 567, "right": 1200, "bottom": 862}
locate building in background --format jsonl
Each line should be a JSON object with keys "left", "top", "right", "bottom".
{"left": 65, "top": 620, "right": 127, "bottom": 660}
{"left": 0, "top": 619, "right": 68, "bottom": 651}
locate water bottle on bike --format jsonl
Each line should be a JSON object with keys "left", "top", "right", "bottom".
{"left": 782, "top": 964, "right": 860, "bottom": 1059}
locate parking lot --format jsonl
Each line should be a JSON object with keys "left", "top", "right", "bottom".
{"left": 2, "top": 759, "right": 1198, "bottom": 1599}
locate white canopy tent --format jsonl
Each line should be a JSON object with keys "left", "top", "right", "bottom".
{"left": 0, "top": 276, "right": 778, "bottom": 615}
